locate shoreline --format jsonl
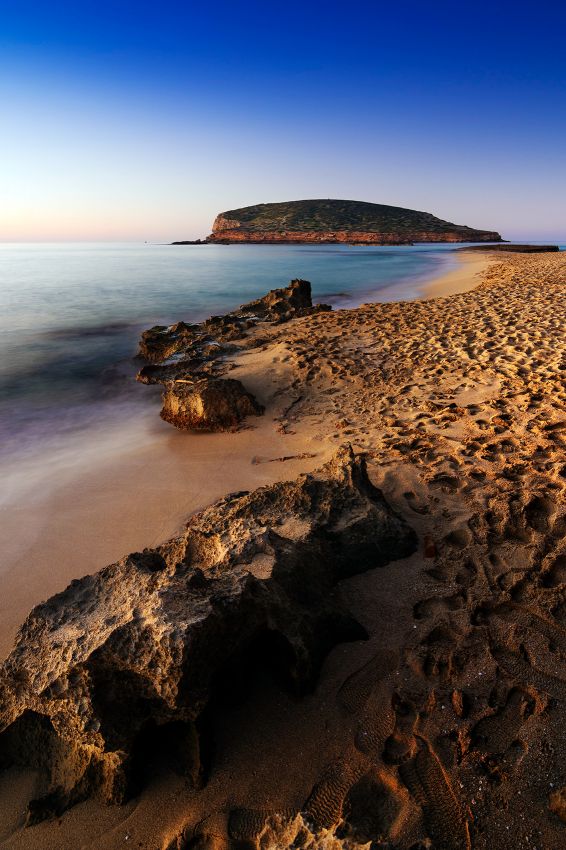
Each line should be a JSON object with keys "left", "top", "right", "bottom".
{"left": 1, "top": 250, "right": 566, "bottom": 847}
{"left": 419, "top": 248, "right": 492, "bottom": 298}
{"left": 0, "top": 251, "right": 485, "bottom": 660}
{"left": 0, "top": 362, "right": 333, "bottom": 661}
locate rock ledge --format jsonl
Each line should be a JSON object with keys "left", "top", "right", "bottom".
{"left": 0, "top": 448, "right": 417, "bottom": 823}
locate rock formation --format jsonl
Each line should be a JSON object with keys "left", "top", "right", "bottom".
{"left": 160, "top": 375, "right": 265, "bottom": 431}
{"left": 205, "top": 199, "right": 502, "bottom": 244}
{"left": 236, "top": 277, "right": 315, "bottom": 317}
{"left": 0, "top": 449, "right": 417, "bottom": 823}
{"left": 137, "top": 280, "right": 327, "bottom": 370}
{"left": 138, "top": 320, "right": 198, "bottom": 364}
{"left": 136, "top": 280, "right": 330, "bottom": 432}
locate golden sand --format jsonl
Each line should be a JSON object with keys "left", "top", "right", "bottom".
{"left": 2, "top": 251, "right": 565, "bottom": 849}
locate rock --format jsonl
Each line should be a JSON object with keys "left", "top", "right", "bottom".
{"left": 136, "top": 281, "right": 330, "bottom": 370}
{"left": 170, "top": 239, "right": 207, "bottom": 245}
{"left": 160, "top": 376, "right": 264, "bottom": 431}
{"left": 238, "top": 279, "right": 318, "bottom": 320}
{"left": 0, "top": 448, "right": 417, "bottom": 821}
{"left": 134, "top": 281, "right": 332, "bottom": 432}
{"left": 549, "top": 786, "right": 566, "bottom": 823}
{"left": 136, "top": 359, "right": 197, "bottom": 385}
{"left": 138, "top": 321, "right": 197, "bottom": 363}
{"left": 197, "top": 280, "right": 330, "bottom": 344}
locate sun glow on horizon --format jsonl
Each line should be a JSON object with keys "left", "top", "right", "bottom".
{"left": 1, "top": 0, "right": 565, "bottom": 241}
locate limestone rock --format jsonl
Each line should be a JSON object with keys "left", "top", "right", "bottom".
{"left": 0, "top": 448, "right": 417, "bottom": 821}
{"left": 136, "top": 280, "right": 330, "bottom": 369}
{"left": 236, "top": 278, "right": 318, "bottom": 320}
{"left": 138, "top": 321, "right": 197, "bottom": 363}
{"left": 160, "top": 376, "right": 264, "bottom": 431}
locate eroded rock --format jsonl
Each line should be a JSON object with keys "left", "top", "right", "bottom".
{"left": 138, "top": 321, "right": 197, "bottom": 363}
{"left": 136, "top": 280, "right": 329, "bottom": 431}
{"left": 238, "top": 279, "right": 317, "bottom": 320}
{"left": 0, "top": 448, "right": 416, "bottom": 822}
{"left": 160, "top": 375, "right": 265, "bottom": 431}
{"left": 136, "top": 280, "right": 330, "bottom": 367}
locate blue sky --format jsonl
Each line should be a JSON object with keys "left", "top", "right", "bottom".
{"left": 1, "top": 0, "right": 565, "bottom": 240}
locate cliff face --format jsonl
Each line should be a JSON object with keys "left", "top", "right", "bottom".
{"left": 207, "top": 199, "right": 502, "bottom": 244}
{"left": 208, "top": 228, "right": 497, "bottom": 245}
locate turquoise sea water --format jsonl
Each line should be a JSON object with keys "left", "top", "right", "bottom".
{"left": 0, "top": 241, "right": 562, "bottom": 468}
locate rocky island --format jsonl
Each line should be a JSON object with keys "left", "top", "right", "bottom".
{"left": 198, "top": 198, "right": 503, "bottom": 244}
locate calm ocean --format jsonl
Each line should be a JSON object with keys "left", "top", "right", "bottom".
{"left": 0, "top": 241, "right": 561, "bottom": 488}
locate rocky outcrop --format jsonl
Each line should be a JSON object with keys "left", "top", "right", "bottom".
{"left": 160, "top": 375, "right": 264, "bottom": 431}
{"left": 137, "top": 280, "right": 328, "bottom": 368}
{"left": 237, "top": 278, "right": 314, "bottom": 317}
{"left": 136, "top": 280, "right": 330, "bottom": 431}
{"left": 138, "top": 320, "right": 197, "bottom": 364}
{"left": 0, "top": 449, "right": 417, "bottom": 823}
{"left": 206, "top": 199, "right": 502, "bottom": 244}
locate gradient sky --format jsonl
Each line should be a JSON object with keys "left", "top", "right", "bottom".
{"left": 1, "top": 0, "right": 565, "bottom": 241}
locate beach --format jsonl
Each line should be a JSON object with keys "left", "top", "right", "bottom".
{"left": 1, "top": 249, "right": 565, "bottom": 849}
{"left": 420, "top": 250, "right": 491, "bottom": 298}
{"left": 0, "top": 249, "right": 486, "bottom": 661}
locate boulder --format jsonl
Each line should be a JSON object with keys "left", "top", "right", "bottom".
{"left": 0, "top": 449, "right": 417, "bottom": 822}
{"left": 160, "top": 376, "right": 264, "bottom": 431}
{"left": 238, "top": 279, "right": 321, "bottom": 320}
{"left": 138, "top": 321, "right": 197, "bottom": 363}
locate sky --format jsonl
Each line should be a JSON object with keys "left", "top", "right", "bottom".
{"left": 1, "top": 0, "right": 565, "bottom": 241}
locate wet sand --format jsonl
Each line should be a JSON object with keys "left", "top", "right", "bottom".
{"left": 0, "top": 355, "right": 332, "bottom": 661}
{"left": 420, "top": 250, "right": 491, "bottom": 298}
{"left": 3, "top": 250, "right": 565, "bottom": 849}
{"left": 0, "top": 251, "right": 484, "bottom": 661}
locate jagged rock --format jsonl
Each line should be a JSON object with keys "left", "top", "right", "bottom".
{"left": 136, "top": 280, "right": 330, "bottom": 368}
{"left": 237, "top": 279, "right": 320, "bottom": 320}
{"left": 160, "top": 376, "right": 264, "bottom": 431}
{"left": 138, "top": 321, "right": 197, "bottom": 363}
{"left": 136, "top": 358, "right": 198, "bottom": 385}
{"left": 0, "top": 448, "right": 417, "bottom": 821}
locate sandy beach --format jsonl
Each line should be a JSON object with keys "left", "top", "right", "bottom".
{"left": 420, "top": 250, "right": 491, "bottom": 299}
{"left": 0, "top": 250, "right": 484, "bottom": 661}
{"left": 1, "top": 249, "right": 565, "bottom": 849}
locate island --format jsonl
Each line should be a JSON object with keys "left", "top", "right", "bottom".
{"left": 198, "top": 198, "right": 502, "bottom": 244}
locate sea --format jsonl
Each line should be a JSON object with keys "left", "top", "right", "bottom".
{"left": 0, "top": 241, "right": 562, "bottom": 504}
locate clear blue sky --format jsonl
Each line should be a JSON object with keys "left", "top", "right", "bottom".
{"left": 1, "top": 0, "right": 565, "bottom": 241}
